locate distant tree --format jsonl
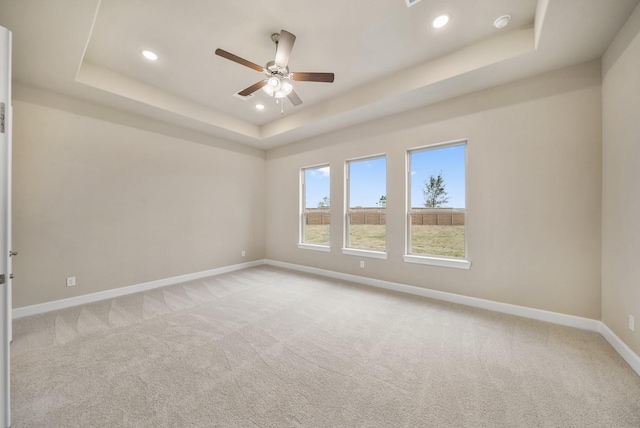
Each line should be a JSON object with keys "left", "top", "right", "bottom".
{"left": 423, "top": 172, "right": 449, "bottom": 208}
{"left": 377, "top": 195, "right": 387, "bottom": 208}
{"left": 317, "top": 196, "right": 330, "bottom": 209}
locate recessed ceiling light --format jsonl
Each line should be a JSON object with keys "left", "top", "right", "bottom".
{"left": 141, "top": 50, "right": 158, "bottom": 61}
{"left": 493, "top": 15, "right": 511, "bottom": 29}
{"left": 432, "top": 14, "right": 450, "bottom": 29}
{"left": 256, "top": 104, "right": 265, "bottom": 110}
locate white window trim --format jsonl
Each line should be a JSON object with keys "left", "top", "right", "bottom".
{"left": 298, "top": 243, "right": 331, "bottom": 252}
{"left": 344, "top": 154, "right": 388, "bottom": 255}
{"left": 300, "top": 163, "right": 331, "bottom": 248}
{"left": 406, "top": 140, "right": 469, "bottom": 267}
{"left": 403, "top": 254, "right": 470, "bottom": 269}
{"left": 341, "top": 247, "right": 388, "bottom": 260}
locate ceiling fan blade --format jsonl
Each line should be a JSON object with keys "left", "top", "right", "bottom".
{"left": 274, "top": 30, "right": 296, "bottom": 68}
{"left": 215, "top": 49, "right": 265, "bottom": 72}
{"left": 287, "top": 89, "right": 303, "bottom": 106}
{"left": 238, "top": 80, "right": 267, "bottom": 96}
{"left": 291, "top": 72, "right": 335, "bottom": 83}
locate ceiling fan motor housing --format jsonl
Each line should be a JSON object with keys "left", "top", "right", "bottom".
{"left": 265, "top": 61, "right": 290, "bottom": 78}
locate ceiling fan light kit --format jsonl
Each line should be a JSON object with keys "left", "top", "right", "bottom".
{"left": 263, "top": 76, "right": 293, "bottom": 99}
{"left": 215, "top": 29, "right": 335, "bottom": 112}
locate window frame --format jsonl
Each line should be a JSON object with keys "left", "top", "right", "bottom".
{"left": 298, "top": 163, "right": 331, "bottom": 252}
{"left": 404, "top": 140, "right": 470, "bottom": 269}
{"left": 342, "top": 154, "right": 388, "bottom": 260}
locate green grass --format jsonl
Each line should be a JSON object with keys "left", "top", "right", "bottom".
{"left": 348, "top": 225, "right": 387, "bottom": 251}
{"left": 410, "top": 225, "right": 465, "bottom": 257}
{"left": 304, "top": 224, "right": 465, "bottom": 257}
{"left": 303, "top": 224, "right": 330, "bottom": 245}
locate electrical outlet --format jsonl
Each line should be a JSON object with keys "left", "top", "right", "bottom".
{"left": 360, "top": 261, "right": 365, "bottom": 268}
{"left": 66, "top": 277, "right": 76, "bottom": 287}
{"left": 629, "top": 315, "right": 635, "bottom": 332}
{"left": 241, "top": 250, "right": 246, "bottom": 257}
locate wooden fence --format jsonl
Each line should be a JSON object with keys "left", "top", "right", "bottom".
{"left": 305, "top": 208, "right": 464, "bottom": 225}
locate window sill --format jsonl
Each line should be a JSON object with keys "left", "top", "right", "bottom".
{"left": 341, "top": 248, "right": 388, "bottom": 260}
{"left": 403, "top": 254, "right": 471, "bottom": 270}
{"left": 298, "top": 243, "right": 331, "bottom": 252}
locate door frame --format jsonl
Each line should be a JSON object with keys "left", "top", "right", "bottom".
{"left": 0, "top": 24, "right": 12, "bottom": 428}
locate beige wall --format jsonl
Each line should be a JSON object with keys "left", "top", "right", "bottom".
{"left": 10, "top": 59, "right": 607, "bottom": 323}
{"left": 602, "top": 4, "right": 640, "bottom": 355}
{"left": 266, "top": 61, "right": 602, "bottom": 319}
{"left": 12, "top": 99, "right": 265, "bottom": 308}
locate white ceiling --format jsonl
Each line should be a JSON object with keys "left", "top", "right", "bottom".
{"left": 1, "top": 0, "right": 638, "bottom": 149}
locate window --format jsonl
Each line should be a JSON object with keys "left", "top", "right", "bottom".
{"left": 299, "top": 165, "right": 331, "bottom": 250}
{"left": 406, "top": 142, "right": 469, "bottom": 269}
{"left": 344, "top": 156, "right": 387, "bottom": 258}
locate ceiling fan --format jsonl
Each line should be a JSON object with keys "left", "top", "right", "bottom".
{"left": 215, "top": 30, "right": 334, "bottom": 108}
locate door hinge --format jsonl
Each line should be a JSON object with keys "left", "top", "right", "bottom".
{"left": 0, "top": 274, "right": 4, "bottom": 285}
{"left": 0, "top": 102, "right": 5, "bottom": 134}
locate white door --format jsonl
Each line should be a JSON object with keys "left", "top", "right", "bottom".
{"left": 0, "top": 25, "right": 12, "bottom": 428}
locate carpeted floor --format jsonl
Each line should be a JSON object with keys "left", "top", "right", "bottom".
{"left": 10, "top": 266, "right": 640, "bottom": 427}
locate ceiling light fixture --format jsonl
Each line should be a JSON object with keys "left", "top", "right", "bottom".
{"left": 215, "top": 29, "right": 334, "bottom": 115}
{"left": 432, "top": 14, "right": 450, "bottom": 29}
{"left": 142, "top": 50, "right": 158, "bottom": 61}
{"left": 262, "top": 76, "right": 293, "bottom": 99}
{"left": 493, "top": 15, "right": 511, "bottom": 29}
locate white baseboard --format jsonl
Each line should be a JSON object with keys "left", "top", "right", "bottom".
{"left": 600, "top": 323, "right": 640, "bottom": 377}
{"left": 12, "top": 260, "right": 264, "bottom": 319}
{"left": 13, "top": 258, "right": 640, "bottom": 378}
{"left": 266, "top": 259, "right": 640, "bottom": 377}
{"left": 265, "top": 259, "right": 602, "bottom": 332}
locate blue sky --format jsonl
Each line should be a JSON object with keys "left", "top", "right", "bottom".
{"left": 304, "top": 166, "right": 331, "bottom": 208}
{"left": 348, "top": 157, "right": 387, "bottom": 208}
{"left": 410, "top": 145, "right": 466, "bottom": 208}
{"left": 304, "top": 144, "right": 465, "bottom": 209}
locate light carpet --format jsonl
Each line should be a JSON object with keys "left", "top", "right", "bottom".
{"left": 11, "top": 266, "right": 640, "bottom": 427}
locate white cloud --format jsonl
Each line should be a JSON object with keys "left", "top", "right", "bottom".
{"left": 311, "top": 167, "right": 330, "bottom": 178}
